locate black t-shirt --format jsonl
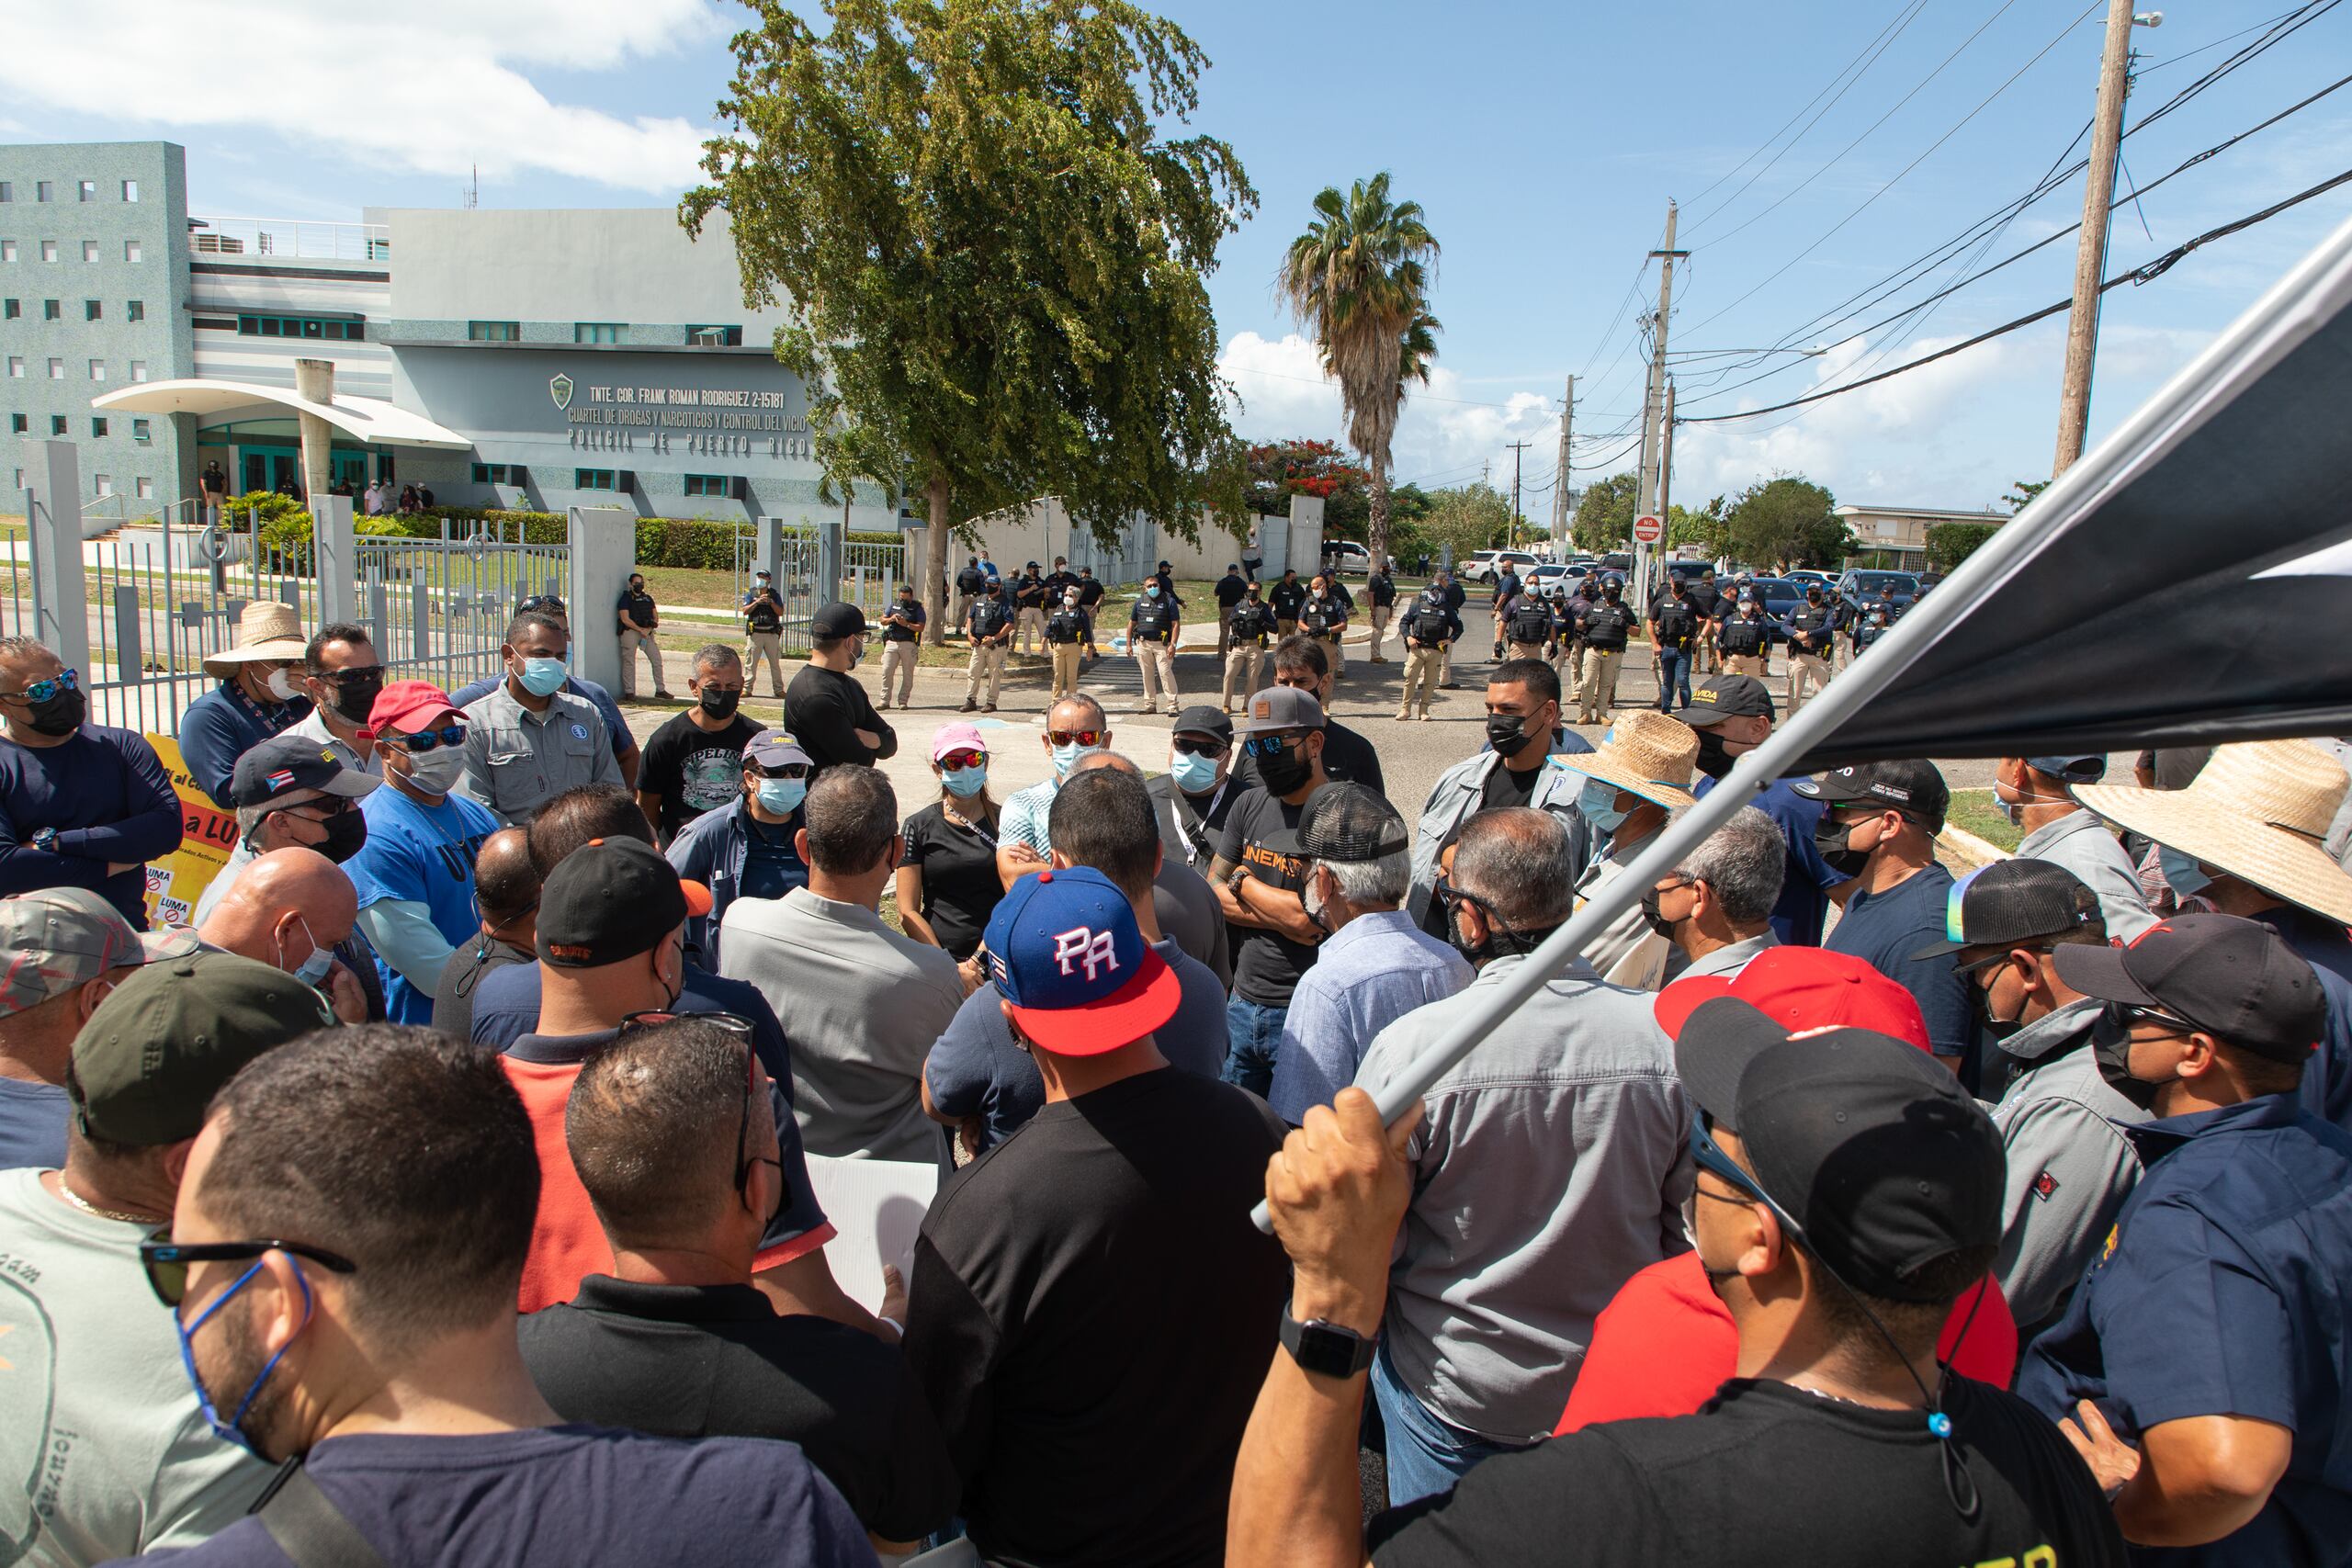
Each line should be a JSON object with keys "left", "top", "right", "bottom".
{"left": 1368, "top": 572, "right": 1396, "bottom": 607}
{"left": 1215, "top": 572, "right": 1249, "bottom": 606}
{"left": 900, "top": 1068, "right": 1290, "bottom": 1568}
{"left": 1233, "top": 719, "right": 1385, "bottom": 797}
{"left": 518, "top": 1275, "right": 959, "bottom": 1543}
{"left": 880, "top": 600, "right": 925, "bottom": 641}
{"left": 783, "top": 664, "right": 895, "bottom": 772}
{"left": 639, "top": 712, "right": 764, "bottom": 840}
{"left": 1216, "top": 780, "right": 1326, "bottom": 1007}
{"left": 899, "top": 801, "right": 1002, "bottom": 958}
{"left": 1482, "top": 758, "right": 1543, "bottom": 812}
{"left": 1270, "top": 579, "right": 1308, "bottom": 618}
{"left": 617, "top": 589, "right": 657, "bottom": 632}
{"left": 430, "top": 934, "right": 533, "bottom": 1045}
{"left": 1076, "top": 576, "right": 1106, "bottom": 609}
{"left": 1012, "top": 574, "right": 1047, "bottom": 608}
{"left": 1370, "top": 1378, "right": 2123, "bottom": 1568}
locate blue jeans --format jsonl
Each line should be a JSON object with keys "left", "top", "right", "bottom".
{"left": 1656, "top": 647, "right": 1692, "bottom": 710}
{"left": 1223, "top": 996, "right": 1286, "bottom": 1098}
{"left": 1371, "top": 1340, "right": 1532, "bottom": 1508}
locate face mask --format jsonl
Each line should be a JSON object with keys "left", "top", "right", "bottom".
{"left": 1814, "top": 812, "right": 1876, "bottom": 878}
{"left": 698, "top": 686, "right": 741, "bottom": 720}
{"left": 942, "top": 763, "right": 989, "bottom": 798}
{"left": 1578, "top": 778, "right": 1629, "bottom": 838}
{"left": 847, "top": 637, "right": 865, "bottom": 670}
{"left": 1638, "top": 885, "right": 1681, "bottom": 942}
{"left": 1256, "top": 738, "right": 1314, "bottom": 796}
{"left": 25, "top": 686, "right": 85, "bottom": 738}
{"left": 2091, "top": 1005, "right": 2170, "bottom": 1113}
{"left": 1486, "top": 713, "right": 1538, "bottom": 759}
{"left": 1169, "top": 749, "right": 1220, "bottom": 794}
{"left": 401, "top": 744, "right": 466, "bottom": 795}
{"left": 514, "top": 655, "right": 568, "bottom": 698}
{"left": 1050, "top": 740, "right": 1100, "bottom": 778}
{"left": 175, "top": 1260, "right": 308, "bottom": 1458}
{"left": 1972, "top": 967, "right": 2026, "bottom": 1043}
{"left": 315, "top": 808, "right": 368, "bottom": 865}
{"left": 1693, "top": 728, "right": 1733, "bottom": 780}
{"left": 2159, "top": 846, "right": 2211, "bottom": 897}
{"left": 1145, "top": 583, "right": 1160, "bottom": 597}
{"left": 1447, "top": 905, "right": 1494, "bottom": 968}
{"left": 327, "top": 670, "right": 382, "bottom": 725}
{"left": 1302, "top": 868, "right": 1332, "bottom": 933}
{"left": 265, "top": 668, "right": 301, "bottom": 703}
{"left": 756, "top": 777, "right": 808, "bottom": 816}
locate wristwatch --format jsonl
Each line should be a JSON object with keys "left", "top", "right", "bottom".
{"left": 31, "top": 828, "right": 57, "bottom": 853}
{"left": 1281, "top": 1303, "right": 1376, "bottom": 1380}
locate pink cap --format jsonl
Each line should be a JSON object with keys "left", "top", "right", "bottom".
{"left": 931, "top": 722, "right": 988, "bottom": 761}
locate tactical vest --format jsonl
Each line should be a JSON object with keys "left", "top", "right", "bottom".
{"left": 1132, "top": 599, "right": 1173, "bottom": 643}
{"left": 969, "top": 599, "right": 1012, "bottom": 640}
{"left": 1586, "top": 604, "right": 1633, "bottom": 650}
{"left": 1655, "top": 596, "right": 1696, "bottom": 645}
{"left": 1721, "top": 616, "right": 1765, "bottom": 655}
{"left": 1231, "top": 604, "right": 1273, "bottom": 646}
{"left": 1046, "top": 609, "right": 1087, "bottom": 645}
{"left": 956, "top": 566, "right": 985, "bottom": 595}
{"left": 1301, "top": 598, "right": 1340, "bottom": 635}
{"left": 1508, "top": 604, "right": 1554, "bottom": 644}
{"left": 1789, "top": 606, "right": 1831, "bottom": 649}
{"left": 744, "top": 594, "right": 781, "bottom": 635}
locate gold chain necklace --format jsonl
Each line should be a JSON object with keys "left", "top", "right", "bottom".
{"left": 55, "top": 1175, "right": 158, "bottom": 1225}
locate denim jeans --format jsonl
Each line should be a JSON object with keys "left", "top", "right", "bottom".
{"left": 1656, "top": 648, "right": 1692, "bottom": 711}
{"left": 1222, "top": 996, "right": 1286, "bottom": 1098}
{"left": 1371, "top": 1339, "right": 1532, "bottom": 1509}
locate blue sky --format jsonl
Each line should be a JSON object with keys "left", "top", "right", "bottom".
{"left": 6, "top": 0, "right": 2346, "bottom": 516}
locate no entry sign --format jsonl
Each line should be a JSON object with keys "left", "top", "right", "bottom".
{"left": 1633, "top": 513, "right": 1663, "bottom": 544}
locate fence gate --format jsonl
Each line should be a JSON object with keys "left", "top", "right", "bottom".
{"left": 732, "top": 526, "right": 905, "bottom": 655}
{"left": 355, "top": 520, "right": 570, "bottom": 696}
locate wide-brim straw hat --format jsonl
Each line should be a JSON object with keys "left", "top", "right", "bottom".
{"left": 1559, "top": 708, "right": 1700, "bottom": 810}
{"left": 201, "top": 602, "right": 309, "bottom": 681}
{"left": 2073, "top": 739, "right": 2352, "bottom": 926}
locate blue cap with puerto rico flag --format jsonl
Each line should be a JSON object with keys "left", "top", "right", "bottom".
{"left": 982, "top": 865, "right": 1181, "bottom": 1055}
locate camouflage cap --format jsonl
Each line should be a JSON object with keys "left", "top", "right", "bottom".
{"left": 0, "top": 889, "right": 198, "bottom": 1021}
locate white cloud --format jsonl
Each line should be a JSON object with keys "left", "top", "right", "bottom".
{"left": 0, "top": 0, "right": 721, "bottom": 193}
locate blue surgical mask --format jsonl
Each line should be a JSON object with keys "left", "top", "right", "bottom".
{"left": 515, "top": 655, "right": 567, "bottom": 697}
{"left": 1145, "top": 583, "right": 1160, "bottom": 597}
{"left": 943, "top": 763, "right": 989, "bottom": 797}
{"left": 756, "top": 777, "right": 807, "bottom": 816}
{"left": 2159, "top": 846, "right": 2211, "bottom": 897}
{"left": 1051, "top": 741, "right": 1099, "bottom": 778}
{"left": 1169, "top": 750, "right": 1220, "bottom": 794}
{"left": 1578, "top": 777, "right": 1630, "bottom": 837}
{"left": 288, "top": 918, "right": 335, "bottom": 989}
{"left": 175, "top": 1259, "right": 311, "bottom": 1456}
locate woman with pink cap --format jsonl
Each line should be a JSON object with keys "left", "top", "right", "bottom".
{"left": 896, "top": 722, "right": 1007, "bottom": 962}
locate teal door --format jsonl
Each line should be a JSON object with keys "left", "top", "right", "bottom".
{"left": 240, "top": 445, "right": 299, "bottom": 495}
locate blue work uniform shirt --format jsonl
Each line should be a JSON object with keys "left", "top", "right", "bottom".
{"left": 2019, "top": 1093, "right": 2352, "bottom": 1568}
{"left": 1693, "top": 772, "right": 1849, "bottom": 946}
{"left": 175, "top": 680, "right": 310, "bottom": 809}
{"left": 1823, "top": 863, "right": 1972, "bottom": 1060}
{"left": 344, "top": 785, "right": 499, "bottom": 1023}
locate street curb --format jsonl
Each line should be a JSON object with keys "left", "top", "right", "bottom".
{"left": 1938, "top": 823, "right": 2012, "bottom": 866}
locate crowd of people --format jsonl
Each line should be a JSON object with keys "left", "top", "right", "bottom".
{"left": 0, "top": 569, "right": 2349, "bottom": 1568}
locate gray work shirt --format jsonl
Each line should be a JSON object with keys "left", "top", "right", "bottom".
{"left": 1353, "top": 951, "right": 1693, "bottom": 1441}
{"left": 458, "top": 682, "right": 623, "bottom": 827}
{"left": 1680, "top": 931, "right": 1780, "bottom": 979}
{"left": 1987, "top": 997, "right": 2145, "bottom": 1335}
{"left": 2020, "top": 808, "right": 2157, "bottom": 942}
{"left": 283, "top": 705, "right": 381, "bottom": 777}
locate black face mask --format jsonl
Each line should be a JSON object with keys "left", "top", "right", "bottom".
{"left": 1971, "top": 967, "right": 2025, "bottom": 1043}
{"left": 698, "top": 687, "right": 742, "bottom": 720}
{"left": 1693, "top": 728, "right": 1734, "bottom": 780}
{"left": 1814, "top": 812, "right": 1875, "bottom": 879}
{"left": 2091, "top": 1004, "right": 2169, "bottom": 1112}
{"left": 330, "top": 670, "right": 383, "bottom": 726}
{"left": 1638, "top": 885, "right": 1680, "bottom": 942}
{"left": 26, "top": 687, "right": 85, "bottom": 738}
{"left": 317, "top": 808, "right": 368, "bottom": 865}
{"left": 1256, "top": 738, "right": 1314, "bottom": 796}
{"left": 1486, "top": 713, "right": 1539, "bottom": 759}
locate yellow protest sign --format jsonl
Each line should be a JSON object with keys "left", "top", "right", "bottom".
{"left": 142, "top": 733, "right": 237, "bottom": 929}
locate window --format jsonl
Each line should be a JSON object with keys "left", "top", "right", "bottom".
{"left": 126, "top": 299, "right": 143, "bottom": 322}
{"left": 1, "top": 242, "right": 15, "bottom": 262}
{"left": 41, "top": 299, "right": 58, "bottom": 321}
{"left": 131, "top": 418, "right": 151, "bottom": 443}
{"left": 685, "top": 324, "right": 742, "bottom": 347}
{"left": 129, "top": 360, "right": 147, "bottom": 382}
{"left": 573, "top": 468, "right": 617, "bottom": 490}
{"left": 1, "top": 299, "right": 14, "bottom": 320}
{"left": 40, "top": 242, "right": 56, "bottom": 262}
{"left": 468, "top": 321, "right": 521, "bottom": 343}
{"left": 5, "top": 356, "right": 18, "bottom": 378}
{"left": 573, "top": 322, "right": 622, "bottom": 344}
{"left": 121, "top": 180, "right": 139, "bottom": 203}
{"left": 234, "top": 314, "right": 363, "bottom": 341}
{"left": 48, "top": 415, "right": 65, "bottom": 434}
{"left": 46, "top": 358, "right": 62, "bottom": 379}
{"left": 6, "top": 414, "right": 21, "bottom": 434}
{"left": 93, "top": 475, "right": 111, "bottom": 496}
{"left": 35, "top": 181, "right": 51, "bottom": 202}
{"left": 77, "top": 181, "right": 95, "bottom": 202}
{"left": 84, "top": 299, "right": 100, "bottom": 321}
{"left": 136, "top": 477, "right": 153, "bottom": 499}
{"left": 123, "top": 240, "right": 141, "bottom": 264}
{"left": 80, "top": 242, "right": 97, "bottom": 264}
{"left": 683, "top": 473, "right": 730, "bottom": 497}
{"left": 471, "top": 462, "right": 520, "bottom": 484}
{"left": 87, "top": 360, "right": 104, "bottom": 382}
{"left": 91, "top": 417, "right": 107, "bottom": 437}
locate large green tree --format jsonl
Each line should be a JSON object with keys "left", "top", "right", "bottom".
{"left": 1723, "top": 476, "right": 1852, "bottom": 570}
{"left": 1275, "top": 173, "right": 1440, "bottom": 574}
{"left": 1419, "top": 481, "right": 1510, "bottom": 562}
{"left": 684, "top": 0, "right": 1256, "bottom": 642}
{"left": 1570, "top": 471, "right": 1639, "bottom": 555}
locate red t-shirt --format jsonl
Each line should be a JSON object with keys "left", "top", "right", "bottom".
{"left": 1555, "top": 1250, "right": 2018, "bottom": 1434}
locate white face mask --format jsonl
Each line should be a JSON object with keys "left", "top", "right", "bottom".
{"left": 265, "top": 667, "right": 300, "bottom": 702}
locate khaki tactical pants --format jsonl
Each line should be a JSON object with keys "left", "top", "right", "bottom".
{"left": 1317, "top": 632, "right": 1346, "bottom": 679}
{"left": 1399, "top": 646, "right": 1444, "bottom": 716}
{"left": 1722, "top": 653, "right": 1769, "bottom": 679}
{"left": 1216, "top": 605, "right": 1235, "bottom": 658}
{"left": 1135, "top": 639, "right": 1179, "bottom": 713}
{"left": 1017, "top": 605, "right": 1046, "bottom": 653}
{"left": 1367, "top": 606, "right": 1392, "bottom": 660}
{"left": 1223, "top": 647, "right": 1262, "bottom": 710}
{"left": 965, "top": 643, "right": 1007, "bottom": 707}
{"left": 1050, "top": 642, "right": 1083, "bottom": 699}
{"left": 880, "top": 639, "right": 918, "bottom": 705}
{"left": 744, "top": 631, "right": 785, "bottom": 696}
{"left": 1507, "top": 640, "right": 1548, "bottom": 664}
{"left": 1577, "top": 647, "right": 1623, "bottom": 722}
{"left": 618, "top": 627, "right": 665, "bottom": 697}
{"left": 1787, "top": 652, "right": 1833, "bottom": 716}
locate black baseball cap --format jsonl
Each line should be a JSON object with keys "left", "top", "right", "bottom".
{"left": 1910, "top": 860, "right": 2101, "bottom": 964}
{"left": 809, "top": 603, "right": 868, "bottom": 639}
{"left": 1676, "top": 996, "right": 2004, "bottom": 1301}
{"left": 1680, "top": 675, "right": 1775, "bottom": 727}
{"left": 229, "top": 735, "right": 381, "bottom": 808}
{"left": 537, "top": 838, "right": 712, "bottom": 968}
{"left": 2022, "top": 753, "right": 2108, "bottom": 784}
{"left": 1794, "top": 759, "right": 1950, "bottom": 831}
{"left": 1170, "top": 705, "right": 1232, "bottom": 744}
{"left": 2052, "top": 913, "right": 2324, "bottom": 1065}
{"left": 1297, "top": 783, "right": 1408, "bottom": 863}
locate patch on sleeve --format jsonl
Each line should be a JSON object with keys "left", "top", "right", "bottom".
{"left": 2031, "top": 1169, "right": 2060, "bottom": 1202}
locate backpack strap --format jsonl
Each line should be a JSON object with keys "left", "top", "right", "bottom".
{"left": 253, "top": 1459, "right": 391, "bottom": 1568}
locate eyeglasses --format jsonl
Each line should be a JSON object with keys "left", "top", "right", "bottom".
{"left": 1047, "top": 728, "right": 1105, "bottom": 748}
{"left": 752, "top": 761, "right": 810, "bottom": 781}
{"left": 1687, "top": 1118, "right": 1805, "bottom": 1240}
{"left": 1170, "top": 737, "right": 1227, "bottom": 759}
{"left": 387, "top": 725, "right": 466, "bottom": 753}
{"left": 0, "top": 667, "right": 78, "bottom": 705}
{"left": 268, "top": 796, "right": 356, "bottom": 825}
{"left": 936, "top": 749, "right": 988, "bottom": 771}
{"left": 139, "top": 1234, "right": 357, "bottom": 1309}
{"left": 1242, "top": 731, "right": 1304, "bottom": 759}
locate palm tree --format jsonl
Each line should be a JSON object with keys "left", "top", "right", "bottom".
{"left": 1276, "top": 173, "right": 1439, "bottom": 570}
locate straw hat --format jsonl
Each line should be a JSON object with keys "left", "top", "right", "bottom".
{"left": 201, "top": 603, "right": 309, "bottom": 681}
{"left": 1560, "top": 708, "right": 1699, "bottom": 809}
{"left": 2073, "top": 739, "right": 2352, "bottom": 926}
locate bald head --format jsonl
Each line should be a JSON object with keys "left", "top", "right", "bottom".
{"left": 198, "top": 847, "right": 358, "bottom": 958}
{"left": 1071, "top": 750, "right": 1138, "bottom": 778}
{"left": 474, "top": 829, "right": 539, "bottom": 928}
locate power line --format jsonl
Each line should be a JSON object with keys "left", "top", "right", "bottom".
{"left": 1675, "top": 164, "right": 2352, "bottom": 426}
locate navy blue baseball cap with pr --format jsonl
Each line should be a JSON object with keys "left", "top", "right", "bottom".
{"left": 983, "top": 866, "right": 1180, "bottom": 1055}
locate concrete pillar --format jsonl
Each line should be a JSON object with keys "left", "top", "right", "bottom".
{"left": 23, "top": 441, "right": 91, "bottom": 676}
{"left": 567, "top": 505, "right": 636, "bottom": 694}
{"left": 1287, "top": 493, "right": 1326, "bottom": 580}
{"left": 816, "top": 516, "right": 844, "bottom": 604}
{"left": 311, "top": 492, "right": 356, "bottom": 625}
{"left": 756, "top": 513, "right": 782, "bottom": 587}
{"left": 292, "top": 358, "right": 336, "bottom": 511}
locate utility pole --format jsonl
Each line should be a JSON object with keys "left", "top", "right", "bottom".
{"left": 1549, "top": 376, "right": 1574, "bottom": 550}
{"left": 2054, "top": 0, "right": 2160, "bottom": 476}
{"left": 1657, "top": 382, "right": 1678, "bottom": 557}
{"left": 1506, "top": 440, "right": 1531, "bottom": 551}
{"left": 1635, "top": 201, "right": 1687, "bottom": 603}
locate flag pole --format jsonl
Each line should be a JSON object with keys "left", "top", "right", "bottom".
{"left": 1253, "top": 210, "right": 2352, "bottom": 1231}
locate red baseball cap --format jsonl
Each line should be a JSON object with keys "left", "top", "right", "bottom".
{"left": 368, "top": 679, "right": 462, "bottom": 739}
{"left": 1654, "top": 945, "right": 1930, "bottom": 1053}
{"left": 981, "top": 867, "right": 1181, "bottom": 1055}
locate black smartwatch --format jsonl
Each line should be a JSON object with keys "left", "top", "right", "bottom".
{"left": 1280, "top": 1303, "right": 1376, "bottom": 1380}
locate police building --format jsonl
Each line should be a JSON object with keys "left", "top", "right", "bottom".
{"left": 1, "top": 140, "right": 895, "bottom": 528}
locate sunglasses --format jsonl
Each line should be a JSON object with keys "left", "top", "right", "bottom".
{"left": 752, "top": 762, "right": 810, "bottom": 782}
{"left": 1, "top": 667, "right": 79, "bottom": 705}
{"left": 2109, "top": 1001, "right": 2202, "bottom": 1037}
{"left": 936, "top": 750, "right": 988, "bottom": 771}
{"left": 1242, "top": 731, "right": 1304, "bottom": 759}
{"left": 1047, "top": 728, "right": 1105, "bottom": 748}
{"left": 387, "top": 725, "right": 467, "bottom": 753}
{"left": 309, "top": 666, "right": 383, "bottom": 685}
{"left": 1170, "top": 737, "right": 1227, "bottom": 759}
{"left": 517, "top": 596, "right": 569, "bottom": 615}
{"left": 268, "top": 796, "right": 356, "bottom": 824}
{"left": 1687, "top": 1118, "right": 1805, "bottom": 1240}
{"left": 139, "top": 1235, "right": 357, "bottom": 1309}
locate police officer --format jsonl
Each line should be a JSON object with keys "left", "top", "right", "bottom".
{"left": 1394, "top": 585, "right": 1459, "bottom": 722}
{"left": 1433, "top": 566, "right": 1469, "bottom": 688}
{"left": 1574, "top": 578, "right": 1636, "bottom": 724}
{"left": 1149, "top": 558, "right": 1182, "bottom": 607}
{"left": 1012, "top": 561, "right": 1048, "bottom": 654}
{"left": 741, "top": 569, "right": 786, "bottom": 698}
{"left": 960, "top": 577, "right": 1014, "bottom": 713}
{"left": 876, "top": 581, "right": 925, "bottom": 711}
{"left": 1489, "top": 559, "right": 1523, "bottom": 658}
{"left": 1715, "top": 591, "right": 1775, "bottom": 678}
{"left": 1298, "top": 574, "right": 1350, "bottom": 680}
{"left": 1128, "top": 576, "right": 1182, "bottom": 716}
{"left": 1213, "top": 562, "right": 1250, "bottom": 657}
{"left": 1223, "top": 581, "right": 1277, "bottom": 713}
{"left": 1269, "top": 568, "right": 1307, "bottom": 637}
{"left": 1853, "top": 599, "right": 1894, "bottom": 656}
{"left": 954, "top": 555, "right": 986, "bottom": 629}
{"left": 1045, "top": 586, "right": 1091, "bottom": 702}
{"left": 1685, "top": 567, "right": 1724, "bottom": 673}
{"left": 1785, "top": 581, "right": 1837, "bottom": 716}
{"left": 1556, "top": 577, "right": 1593, "bottom": 704}
{"left": 1364, "top": 558, "right": 1397, "bottom": 662}
{"left": 1074, "top": 566, "right": 1107, "bottom": 656}
{"left": 1043, "top": 555, "right": 1078, "bottom": 607}
{"left": 1647, "top": 573, "right": 1702, "bottom": 713}
{"left": 2019, "top": 916, "right": 2352, "bottom": 1565}
{"left": 1503, "top": 583, "right": 1555, "bottom": 663}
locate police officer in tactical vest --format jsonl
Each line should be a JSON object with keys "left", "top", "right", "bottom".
{"left": 961, "top": 579, "right": 1014, "bottom": 713}
{"left": 1648, "top": 574, "right": 1701, "bottom": 713}
{"left": 1504, "top": 591, "right": 1555, "bottom": 663}
{"left": 1574, "top": 579, "right": 1636, "bottom": 724}
{"left": 1045, "top": 588, "right": 1091, "bottom": 702}
{"left": 1223, "top": 583, "right": 1277, "bottom": 713}
{"left": 1129, "top": 578, "right": 1182, "bottom": 716}
{"left": 741, "top": 570, "right": 786, "bottom": 697}
{"left": 1716, "top": 592, "right": 1774, "bottom": 678}
{"left": 1784, "top": 582, "right": 1837, "bottom": 716}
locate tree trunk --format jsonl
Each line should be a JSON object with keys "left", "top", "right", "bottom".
{"left": 923, "top": 473, "right": 952, "bottom": 647}
{"left": 1366, "top": 452, "right": 1391, "bottom": 572}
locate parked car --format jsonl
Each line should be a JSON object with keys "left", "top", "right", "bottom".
{"left": 1785, "top": 569, "right": 1835, "bottom": 590}
{"left": 1461, "top": 548, "right": 1543, "bottom": 584}
{"left": 1318, "top": 538, "right": 1373, "bottom": 575}
{"left": 1837, "top": 568, "right": 1921, "bottom": 619}
{"left": 1742, "top": 576, "right": 1804, "bottom": 631}
{"left": 1525, "top": 562, "right": 1577, "bottom": 596}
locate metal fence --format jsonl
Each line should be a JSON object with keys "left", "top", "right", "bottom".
{"left": 356, "top": 520, "right": 570, "bottom": 696}
{"left": 731, "top": 525, "right": 905, "bottom": 654}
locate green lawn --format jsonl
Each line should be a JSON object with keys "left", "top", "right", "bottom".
{"left": 1944, "top": 788, "right": 2023, "bottom": 852}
